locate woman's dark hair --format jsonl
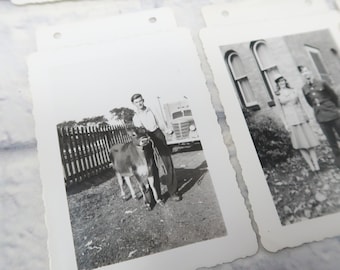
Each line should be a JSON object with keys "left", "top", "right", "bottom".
{"left": 275, "top": 77, "right": 292, "bottom": 94}
{"left": 297, "top": 65, "right": 305, "bottom": 73}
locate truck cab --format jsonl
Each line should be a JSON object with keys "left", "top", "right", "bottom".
{"left": 162, "top": 100, "right": 199, "bottom": 145}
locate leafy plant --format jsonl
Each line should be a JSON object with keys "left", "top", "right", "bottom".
{"left": 109, "top": 107, "right": 135, "bottom": 124}
{"left": 78, "top": 115, "right": 108, "bottom": 126}
{"left": 57, "top": 120, "right": 78, "bottom": 128}
{"left": 245, "top": 114, "right": 294, "bottom": 168}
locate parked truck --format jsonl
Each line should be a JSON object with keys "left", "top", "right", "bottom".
{"left": 161, "top": 100, "right": 200, "bottom": 145}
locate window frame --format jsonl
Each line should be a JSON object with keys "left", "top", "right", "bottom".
{"left": 305, "top": 45, "right": 333, "bottom": 84}
{"left": 226, "top": 51, "right": 260, "bottom": 110}
{"left": 251, "top": 40, "right": 279, "bottom": 107}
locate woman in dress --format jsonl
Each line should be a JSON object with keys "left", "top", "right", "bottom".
{"left": 275, "top": 75, "right": 320, "bottom": 172}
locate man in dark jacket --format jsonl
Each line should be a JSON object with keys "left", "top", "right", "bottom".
{"left": 298, "top": 65, "right": 340, "bottom": 167}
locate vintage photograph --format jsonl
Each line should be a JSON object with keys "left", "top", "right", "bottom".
{"left": 201, "top": 12, "right": 340, "bottom": 251}
{"left": 28, "top": 24, "right": 257, "bottom": 270}
{"left": 219, "top": 29, "right": 340, "bottom": 225}
{"left": 56, "top": 94, "right": 226, "bottom": 269}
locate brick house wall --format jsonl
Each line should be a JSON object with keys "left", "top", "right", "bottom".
{"left": 220, "top": 29, "right": 340, "bottom": 126}
{"left": 284, "top": 29, "right": 340, "bottom": 92}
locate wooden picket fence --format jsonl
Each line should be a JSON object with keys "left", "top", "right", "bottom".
{"left": 57, "top": 125, "right": 131, "bottom": 186}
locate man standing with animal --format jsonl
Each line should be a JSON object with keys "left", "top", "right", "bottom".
{"left": 109, "top": 125, "right": 162, "bottom": 210}
{"left": 298, "top": 65, "right": 340, "bottom": 168}
{"left": 131, "top": 93, "right": 182, "bottom": 202}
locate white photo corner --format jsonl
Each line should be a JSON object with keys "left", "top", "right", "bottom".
{"left": 28, "top": 8, "right": 257, "bottom": 270}
{"left": 200, "top": 2, "right": 340, "bottom": 252}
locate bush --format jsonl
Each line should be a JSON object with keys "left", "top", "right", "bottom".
{"left": 245, "top": 114, "right": 294, "bottom": 168}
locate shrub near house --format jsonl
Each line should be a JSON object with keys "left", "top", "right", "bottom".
{"left": 244, "top": 113, "right": 294, "bottom": 168}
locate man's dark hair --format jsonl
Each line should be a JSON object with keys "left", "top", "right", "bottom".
{"left": 131, "top": 93, "right": 143, "bottom": 103}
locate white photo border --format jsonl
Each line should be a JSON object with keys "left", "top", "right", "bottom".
{"left": 28, "top": 28, "right": 257, "bottom": 270}
{"left": 200, "top": 12, "right": 340, "bottom": 252}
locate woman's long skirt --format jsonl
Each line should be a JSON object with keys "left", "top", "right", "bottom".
{"left": 290, "top": 122, "right": 319, "bottom": 149}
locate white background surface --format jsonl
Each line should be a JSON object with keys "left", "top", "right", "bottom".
{"left": 1, "top": 0, "right": 340, "bottom": 270}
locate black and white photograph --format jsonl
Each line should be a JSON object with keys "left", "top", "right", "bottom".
{"left": 56, "top": 94, "right": 226, "bottom": 270}
{"left": 200, "top": 12, "right": 340, "bottom": 251}
{"left": 220, "top": 29, "right": 340, "bottom": 226}
{"left": 28, "top": 18, "right": 257, "bottom": 270}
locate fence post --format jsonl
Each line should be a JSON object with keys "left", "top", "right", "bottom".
{"left": 57, "top": 123, "right": 133, "bottom": 186}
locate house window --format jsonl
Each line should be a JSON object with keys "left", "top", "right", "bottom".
{"left": 251, "top": 40, "right": 281, "bottom": 107}
{"left": 225, "top": 51, "right": 259, "bottom": 110}
{"left": 305, "top": 45, "right": 332, "bottom": 84}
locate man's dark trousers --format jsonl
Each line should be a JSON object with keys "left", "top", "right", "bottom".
{"left": 319, "top": 118, "right": 340, "bottom": 165}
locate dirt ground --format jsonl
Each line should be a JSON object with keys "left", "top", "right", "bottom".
{"left": 66, "top": 144, "right": 226, "bottom": 270}
{"left": 265, "top": 138, "right": 340, "bottom": 225}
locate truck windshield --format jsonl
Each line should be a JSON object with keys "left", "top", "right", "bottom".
{"left": 172, "top": 111, "right": 183, "bottom": 119}
{"left": 184, "top": 110, "right": 192, "bottom": 116}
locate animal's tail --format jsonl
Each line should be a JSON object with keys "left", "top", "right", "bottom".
{"left": 108, "top": 150, "right": 127, "bottom": 185}
{"left": 108, "top": 148, "right": 121, "bottom": 179}
{"left": 108, "top": 148, "right": 115, "bottom": 167}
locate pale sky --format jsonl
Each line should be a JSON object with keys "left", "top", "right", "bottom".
{"left": 36, "top": 32, "right": 199, "bottom": 125}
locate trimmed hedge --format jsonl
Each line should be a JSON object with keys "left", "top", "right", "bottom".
{"left": 245, "top": 114, "right": 294, "bottom": 168}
